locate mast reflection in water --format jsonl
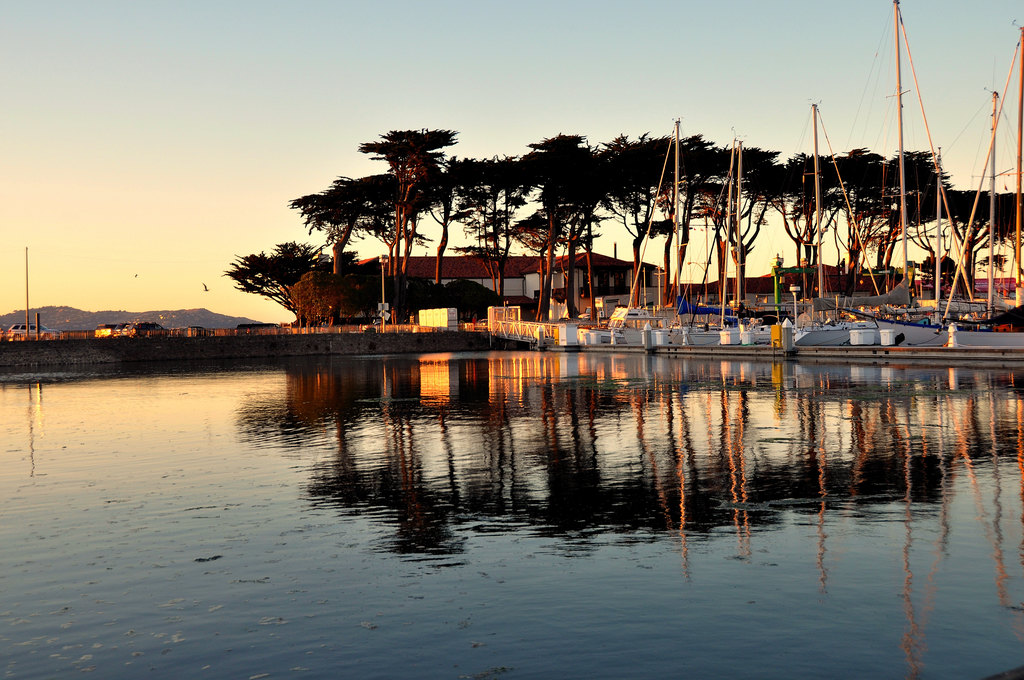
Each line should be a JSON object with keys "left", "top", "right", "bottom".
{"left": 232, "top": 353, "right": 1024, "bottom": 677}
{"left": 5, "top": 352, "right": 1024, "bottom": 678}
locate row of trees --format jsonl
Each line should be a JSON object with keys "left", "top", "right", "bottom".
{"left": 224, "top": 242, "right": 500, "bottom": 325}
{"left": 231, "top": 128, "right": 1020, "bottom": 321}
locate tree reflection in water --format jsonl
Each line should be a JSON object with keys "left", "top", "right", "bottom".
{"left": 234, "top": 354, "right": 1024, "bottom": 572}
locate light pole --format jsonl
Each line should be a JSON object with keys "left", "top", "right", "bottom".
{"left": 654, "top": 267, "right": 664, "bottom": 311}
{"left": 379, "top": 255, "right": 388, "bottom": 332}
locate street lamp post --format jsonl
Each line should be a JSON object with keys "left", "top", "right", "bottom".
{"left": 379, "top": 255, "right": 388, "bottom": 332}
{"left": 655, "top": 267, "right": 664, "bottom": 311}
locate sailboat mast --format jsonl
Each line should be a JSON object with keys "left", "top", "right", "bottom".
{"left": 721, "top": 143, "right": 735, "bottom": 328}
{"left": 1016, "top": 26, "right": 1023, "bottom": 306}
{"left": 735, "top": 141, "right": 743, "bottom": 309}
{"left": 990, "top": 91, "right": 998, "bottom": 316}
{"left": 935, "top": 150, "right": 943, "bottom": 309}
{"left": 894, "top": 0, "right": 909, "bottom": 280}
{"left": 674, "top": 120, "right": 681, "bottom": 311}
{"left": 813, "top": 104, "right": 824, "bottom": 303}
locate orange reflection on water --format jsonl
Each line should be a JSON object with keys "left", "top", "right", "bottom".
{"left": 419, "top": 356, "right": 457, "bottom": 406}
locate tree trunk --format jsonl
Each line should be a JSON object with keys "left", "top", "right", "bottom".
{"left": 630, "top": 233, "right": 644, "bottom": 307}
{"left": 538, "top": 216, "right": 557, "bottom": 320}
{"left": 585, "top": 221, "right": 595, "bottom": 316}
{"left": 332, "top": 241, "right": 344, "bottom": 276}
{"left": 434, "top": 227, "right": 449, "bottom": 284}
{"left": 537, "top": 256, "right": 549, "bottom": 321}
{"left": 566, "top": 241, "right": 578, "bottom": 318}
{"left": 661, "top": 239, "right": 672, "bottom": 308}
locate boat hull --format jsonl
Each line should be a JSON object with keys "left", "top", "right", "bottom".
{"left": 873, "top": 319, "right": 1024, "bottom": 348}
{"left": 794, "top": 322, "right": 878, "bottom": 347}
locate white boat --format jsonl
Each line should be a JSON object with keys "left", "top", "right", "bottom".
{"left": 863, "top": 315, "right": 1024, "bottom": 349}
{"left": 668, "top": 321, "right": 773, "bottom": 347}
{"left": 864, "top": 21, "right": 1024, "bottom": 350}
{"left": 793, "top": 320, "right": 880, "bottom": 346}
{"left": 947, "top": 325, "right": 1024, "bottom": 348}
{"left": 603, "top": 306, "right": 663, "bottom": 345}
{"left": 869, "top": 318, "right": 947, "bottom": 347}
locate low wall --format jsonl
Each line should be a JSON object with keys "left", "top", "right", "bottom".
{"left": 0, "top": 330, "right": 492, "bottom": 368}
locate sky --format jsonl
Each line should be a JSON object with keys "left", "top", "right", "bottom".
{"left": 2, "top": 0, "right": 1022, "bottom": 323}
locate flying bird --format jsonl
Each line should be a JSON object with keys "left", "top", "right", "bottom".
{"left": 202, "top": 283, "right": 209, "bottom": 292}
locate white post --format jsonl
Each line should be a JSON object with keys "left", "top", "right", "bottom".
{"left": 379, "top": 255, "right": 388, "bottom": 332}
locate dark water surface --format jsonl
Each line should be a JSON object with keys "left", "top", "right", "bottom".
{"left": 3, "top": 352, "right": 1024, "bottom": 679}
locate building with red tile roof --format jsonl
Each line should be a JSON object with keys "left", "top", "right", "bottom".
{"left": 360, "top": 252, "right": 659, "bottom": 320}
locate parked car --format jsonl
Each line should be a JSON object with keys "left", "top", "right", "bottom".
{"left": 6, "top": 323, "right": 59, "bottom": 340}
{"left": 94, "top": 323, "right": 119, "bottom": 338}
{"left": 112, "top": 323, "right": 130, "bottom": 337}
{"left": 124, "top": 321, "right": 166, "bottom": 337}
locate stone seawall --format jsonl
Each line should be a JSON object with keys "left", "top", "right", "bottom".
{"left": 0, "top": 331, "right": 493, "bottom": 368}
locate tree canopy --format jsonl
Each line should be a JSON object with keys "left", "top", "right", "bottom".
{"left": 272, "top": 124, "right": 1017, "bottom": 317}
{"left": 224, "top": 242, "right": 329, "bottom": 317}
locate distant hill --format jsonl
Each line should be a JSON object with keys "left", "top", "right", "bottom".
{"left": 0, "top": 306, "right": 271, "bottom": 331}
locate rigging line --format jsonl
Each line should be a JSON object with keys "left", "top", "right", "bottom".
{"left": 687, "top": 153, "right": 736, "bottom": 326}
{"left": 997, "top": 108, "right": 1021, "bottom": 170}
{"left": 944, "top": 90, "right": 1014, "bottom": 319}
{"left": 967, "top": 94, "right": 1020, "bottom": 185}
{"left": 948, "top": 99, "right": 990, "bottom": 156}
{"left": 847, "top": 13, "right": 895, "bottom": 151}
{"left": 900, "top": 10, "right": 1019, "bottom": 318}
{"left": 938, "top": 40, "right": 1021, "bottom": 318}
{"left": 628, "top": 134, "right": 673, "bottom": 305}
{"left": 790, "top": 106, "right": 813, "bottom": 166}
{"left": 817, "top": 109, "right": 884, "bottom": 296}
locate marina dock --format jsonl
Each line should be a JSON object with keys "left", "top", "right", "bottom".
{"left": 486, "top": 311, "right": 1024, "bottom": 367}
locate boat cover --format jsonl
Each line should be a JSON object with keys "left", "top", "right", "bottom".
{"left": 981, "top": 304, "right": 1024, "bottom": 327}
{"left": 677, "top": 300, "right": 736, "bottom": 317}
{"left": 811, "top": 280, "right": 912, "bottom": 311}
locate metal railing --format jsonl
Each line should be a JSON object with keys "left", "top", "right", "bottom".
{"left": 487, "top": 306, "right": 564, "bottom": 347}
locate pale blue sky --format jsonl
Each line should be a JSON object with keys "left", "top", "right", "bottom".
{"left": 1, "top": 1, "right": 1021, "bottom": 321}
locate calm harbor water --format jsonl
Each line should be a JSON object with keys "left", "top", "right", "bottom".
{"left": 3, "top": 351, "right": 1024, "bottom": 679}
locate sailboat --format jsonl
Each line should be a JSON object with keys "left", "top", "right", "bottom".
{"left": 795, "top": 2, "right": 925, "bottom": 347}
{"left": 593, "top": 123, "right": 683, "bottom": 346}
{"left": 595, "top": 123, "right": 769, "bottom": 348}
{"left": 799, "top": 5, "right": 1024, "bottom": 349}
{"left": 789, "top": 103, "right": 881, "bottom": 346}
{"left": 670, "top": 135, "right": 773, "bottom": 346}
{"left": 872, "top": 23, "right": 1024, "bottom": 348}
